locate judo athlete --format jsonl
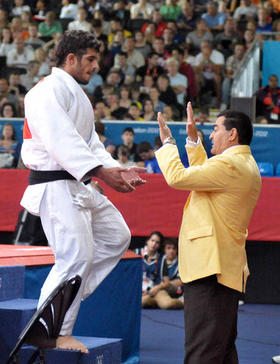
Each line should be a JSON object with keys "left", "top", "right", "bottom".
{"left": 20, "top": 30, "right": 145, "bottom": 353}
{"left": 156, "top": 103, "right": 261, "bottom": 363}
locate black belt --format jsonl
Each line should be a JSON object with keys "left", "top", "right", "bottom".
{"left": 28, "top": 170, "right": 91, "bottom": 185}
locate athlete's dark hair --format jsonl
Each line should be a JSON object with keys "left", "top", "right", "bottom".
{"left": 55, "top": 30, "right": 100, "bottom": 67}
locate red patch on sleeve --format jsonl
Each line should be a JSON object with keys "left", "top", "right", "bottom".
{"left": 23, "top": 118, "right": 32, "bottom": 139}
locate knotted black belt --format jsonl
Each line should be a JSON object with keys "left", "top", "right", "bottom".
{"left": 28, "top": 170, "right": 91, "bottom": 185}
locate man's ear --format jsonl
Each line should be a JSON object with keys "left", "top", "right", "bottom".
{"left": 229, "top": 127, "right": 238, "bottom": 142}
{"left": 66, "top": 53, "right": 76, "bottom": 66}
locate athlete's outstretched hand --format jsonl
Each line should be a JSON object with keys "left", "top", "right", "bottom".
{"left": 186, "top": 102, "right": 198, "bottom": 142}
{"left": 157, "top": 112, "right": 172, "bottom": 143}
{"left": 121, "top": 167, "right": 146, "bottom": 187}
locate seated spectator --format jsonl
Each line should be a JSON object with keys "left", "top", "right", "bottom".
{"left": 130, "top": 0, "right": 154, "bottom": 20}
{"left": 202, "top": 1, "right": 227, "bottom": 31}
{"left": 20, "top": 10, "right": 32, "bottom": 31}
{"left": 106, "top": 92, "right": 128, "bottom": 120}
{"left": 119, "top": 85, "right": 132, "bottom": 110}
{"left": 214, "top": 17, "right": 241, "bottom": 58}
{"left": 94, "top": 101, "right": 111, "bottom": 121}
{"left": 117, "top": 144, "right": 137, "bottom": 167}
{"left": 136, "top": 52, "right": 165, "bottom": 82}
{"left": 68, "top": 7, "right": 91, "bottom": 32}
{"left": 0, "top": 102, "right": 17, "bottom": 118}
{"left": 142, "top": 238, "right": 184, "bottom": 309}
{"left": 113, "top": 51, "right": 136, "bottom": 84}
{"left": 10, "top": 16, "right": 27, "bottom": 40}
{"left": 176, "top": 2, "right": 196, "bottom": 37}
{"left": 0, "top": 123, "right": 21, "bottom": 168}
{"left": 38, "top": 11, "right": 63, "bottom": 38}
{"left": 162, "top": 104, "right": 176, "bottom": 121}
{"left": 6, "top": 37, "right": 34, "bottom": 70}
{"left": 243, "top": 28, "right": 255, "bottom": 50}
{"left": 255, "top": 74, "right": 280, "bottom": 124}
{"left": 0, "top": 78, "right": 18, "bottom": 108}
{"left": 121, "top": 36, "right": 145, "bottom": 70}
{"left": 171, "top": 47, "right": 197, "bottom": 101}
{"left": 134, "top": 30, "right": 152, "bottom": 59}
{"left": 91, "top": 19, "right": 107, "bottom": 44}
{"left": 139, "top": 74, "right": 155, "bottom": 102}
{"left": 151, "top": 37, "right": 169, "bottom": 67}
{"left": 112, "top": 0, "right": 130, "bottom": 29}
{"left": 114, "top": 126, "right": 142, "bottom": 163}
{"left": 95, "top": 120, "right": 115, "bottom": 156}
{"left": 34, "top": 47, "right": 50, "bottom": 76}
{"left": 183, "top": 44, "right": 196, "bottom": 67}
{"left": 25, "top": 23, "right": 46, "bottom": 50}
{"left": 59, "top": 0, "right": 78, "bottom": 20}
{"left": 9, "top": 71, "right": 27, "bottom": 96}
{"left": 33, "top": 0, "right": 48, "bottom": 21}
{"left": 19, "top": 61, "right": 40, "bottom": 91}
{"left": 157, "top": 73, "right": 178, "bottom": 106}
{"left": 107, "top": 17, "right": 131, "bottom": 45}
{"left": 186, "top": 18, "right": 214, "bottom": 54}
{"left": 160, "top": 0, "right": 182, "bottom": 21}
{"left": 233, "top": 0, "right": 258, "bottom": 21}
{"left": 11, "top": 0, "right": 31, "bottom": 18}
{"left": 149, "top": 86, "right": 166, "bottom": 112}
{"left": 219, "top": 0, "right": 239, "bottom": 14}
{"left": 142, "top": 10, "right": 167, "bottom": 38}
{"left": 166, "top": 21, "right": 185, "bottom": 45}
{"left": 128, "top": 102, "right": 144, "bottom": 121}
{"left": 220, "top": 42, "right": 246, "bottom": 110}
{"left": 142, "top": 98, "right": 157, "bottom": 121}
{"left": 138, "top": 231, "right": 164, "bottom": 291}
{"left": 166, "top": 57, "right": 188, "bottom": 106}
{"left": 162, "top": 27, "right": 177, "bottom": 53}
{"left": 255, "top": 115, "right": 269, "bottom": 124}
{"left": 97, "top": 40, "right": 114, "bottom": 80}
{"left": 138, "top": 141, "right": 161, "bottom": 173}
{"left": 0, "top": 28, "right": 14, "bottom": 57}
{"left": 196, "top": 105, "right": 210, "bottom": 124}
{"left": 256, "top": 7, "right": 272, "bottom": 33}
{"left": 194, "top": 40, "right": 225, "bottom": 107}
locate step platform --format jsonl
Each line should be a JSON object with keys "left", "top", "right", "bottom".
{"left": 19, "top": 336, "right": 122, "bottom": 364}
{"left": 0, "top": 298, "right": 37, "bottom": 363}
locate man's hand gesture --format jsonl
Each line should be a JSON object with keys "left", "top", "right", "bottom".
{"left": 186, "top": 102, "right": 198, "bottom": 142}
{"left": 157, "top": 112, "right": 172, "bottom": 143}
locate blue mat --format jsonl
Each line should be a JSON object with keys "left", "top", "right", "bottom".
{"left": 140, "top": 304, "right": 280, "bottom": 364}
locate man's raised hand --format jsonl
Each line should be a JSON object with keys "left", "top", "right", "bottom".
{"left": 157, "top": 112, "right": 172, "bottom": 143}
{"left": 186, "top": 102, "right": 198, "bottom": 142}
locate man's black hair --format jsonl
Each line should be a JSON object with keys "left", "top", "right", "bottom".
{"left": 55, "top": 30, "right": 100, "bottom": 67}
{"left": 217, "top": 110, "right": 253, "bottom": 145}
{"left": 122, "top": 127, "right": 134, "bottom": 135}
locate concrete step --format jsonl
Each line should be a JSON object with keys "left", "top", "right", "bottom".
{"left": 0, "top": 298, "right": 37, "bottom": 363}
{"left": 0, "top": 266, "right": 25, "bottom": 301}
{"left": 20, "top": 336, "right": 122, "bottom": 364}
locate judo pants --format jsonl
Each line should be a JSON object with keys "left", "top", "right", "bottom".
{"left": 183, "top": 275, "right": 240, "bottom": 364}
{"left": 37, "top": 180, "right": 131, "bottom": 336}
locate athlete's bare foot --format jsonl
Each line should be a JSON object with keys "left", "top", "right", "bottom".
{"left": 56, "top": 335, "right": 89, "bottom": 354}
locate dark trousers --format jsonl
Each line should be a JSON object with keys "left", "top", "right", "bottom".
{"left": 183, "top": 275, "right": 240, "bottom": 364}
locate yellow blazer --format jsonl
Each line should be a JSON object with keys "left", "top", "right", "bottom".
{"left": 156, "top": 143, "right": 261, "bottom": 292}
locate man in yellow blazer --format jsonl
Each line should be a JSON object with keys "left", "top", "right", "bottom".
{"left": 155, "top": 102, "right": 261, "bottom": 364}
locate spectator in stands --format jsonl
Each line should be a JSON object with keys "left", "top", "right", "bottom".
{"left": 142, "top": 10, "right": 167, "bottom": 38}
{"left": 183, "top": 44, "right": 196, "bottom": 67}
{"left": 194, "top": 40, "right": 225, "bottom": 107}
{"left": 139, "top": 74, "right": 155, "bottom": 102}
{"left": 142, "top": 98, "right": 157, "bottom": 121}
{"left": 106, "top": 92, "right": 128, "bottom": 120}
{"left": 112, "top": 0, "right": 130, "bottom": 29}
{"left": 25, "top": 23, "right": 45, "bottom": 49}
{"left": 243, "top": 28, "right": 255, "bottom": 49}
{"left": 91, "top": 19, "right": 107, "bottom": 44}
{"left": 128, "top": 102, "right": 144, "bottom": 121}
{"left": 166, "top": 57, "right": 188, "bottom": 106}
{"left": 11, "top": 0, "right": 31, "bottom": 18}
{"left": 197, "top": 105, "right": 210, "bottom": 124}
{"left": 94, "top": 100, "right": 111, "bottom": 121}
{"left": 121, "top": 36, "right": 145, "bottom": 70}
{"left": 34, "top": 47, "right": 50, "bottom": 76}
{"left": 95, "top": 120, "right": 116, "bottom": 155}
{"left": 0, "top": 28, "right": 14, "bottom": 57}
{"left": 38, "top": 11, "right": 63, "bottom": 38}
{"left": 142, "top": 238, "right": 184, "bottom": 309}
{"left": 162, "top": 27, "right": 176, "bottom": 53}
{"left": 215, "top": 17, "right": 241, "bottom": 58}
{"left": 97, "top": 40, "right": 114, "bottom": 80}
{"left": 149, "top": 86, "right": 166, "bottom": 112}
{"left": 59, "top": 0, "right": 78, "bottom": 20}
{"left": 233, "top": 0, "right": 258, "bottom": 20}
{"left": 160, "top": 0, "right": 182, "bottom": 21}
{"left": 186, "top": 18, "right": 214, "bottom": 54}
{"left": 9, "top": 71, "right": 27, "bottom": 95}
{"left": 136, "top": 52, "right": 165, "bottom": 83}
{"left": 130, "top": 0, "right": 154, "bottom": 20}
{"left": 33, "top": 0, "right": 48, "bottom": 21}
{"left": 256, "top": 7, "right": 272, "bottom": 33}
{"left": 107, "top": 17, "right": 131, "bottom": 45}
{"left": 176, "top": 2, "right": 196, "bottom": 36}
{"left": 171, "top": 47, "right": 197, "bottom": 101}
{"left": 0, "top": 102, "right": 17, "bottom": 117}
{"left": 157, "top": 73, "right": 178, "bottom": 106}
{"left": 220, "top": 42, "right": 246, "bottom": 110}
{"left": 166, "top": 20, "right": 185, "bottom": 45}
{"left": 0, "top": 122, "right": 21, "bottom": 168}
{"left": 0, "top": 9, "right": 8, "bottom": 31}
{"left": 0, "top": 78, "right": 18, "bottom": 107}
{"left": 114, "top": 52, "right": 136, "bottom": 85}
{"left": 255, "top": 74, "right": 280, "bottom": 124}
{"left": 20, "top": 60, "right": 41, "bottom": 91}
{"left": 68, "top": 7, "right": 91, "bottom": 32}
{"left": 117, "top": 144, "right": 137, "bottom": 167}
{"left": 138, "top": 141, "right": 162, "bottom": 173}
{"left": 115, "top": 127, "right": 142, "bottom": 163}
{"left": 10, "top": 17, "right": 26, "bottom": 40}
{"left": 20, "top": 10, "right": 32, "bottom": 31}
{"left": 202, "top": 1, "right": 227, "bottom": 31}
{"left": 134, "top": 30, "right": 152, "bottom": 59}
{"left": 151, "top": 37, "right": 169, "bottom": 68}
{"left": 6, "top": 37, "right": 34, "bottom": 70}
{"left": 119, "top": 84, "right": 132, "bottom": 110}
{"left": 221, "top": 0, "right": 240, "bottom": 14}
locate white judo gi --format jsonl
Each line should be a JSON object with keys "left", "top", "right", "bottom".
{"left": 20, "top": 67, "right": 131, "bottom": 335}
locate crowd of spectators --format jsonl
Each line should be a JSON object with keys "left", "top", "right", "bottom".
{"left": 0, "top": 0, "right": 280, "bottom": 168}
